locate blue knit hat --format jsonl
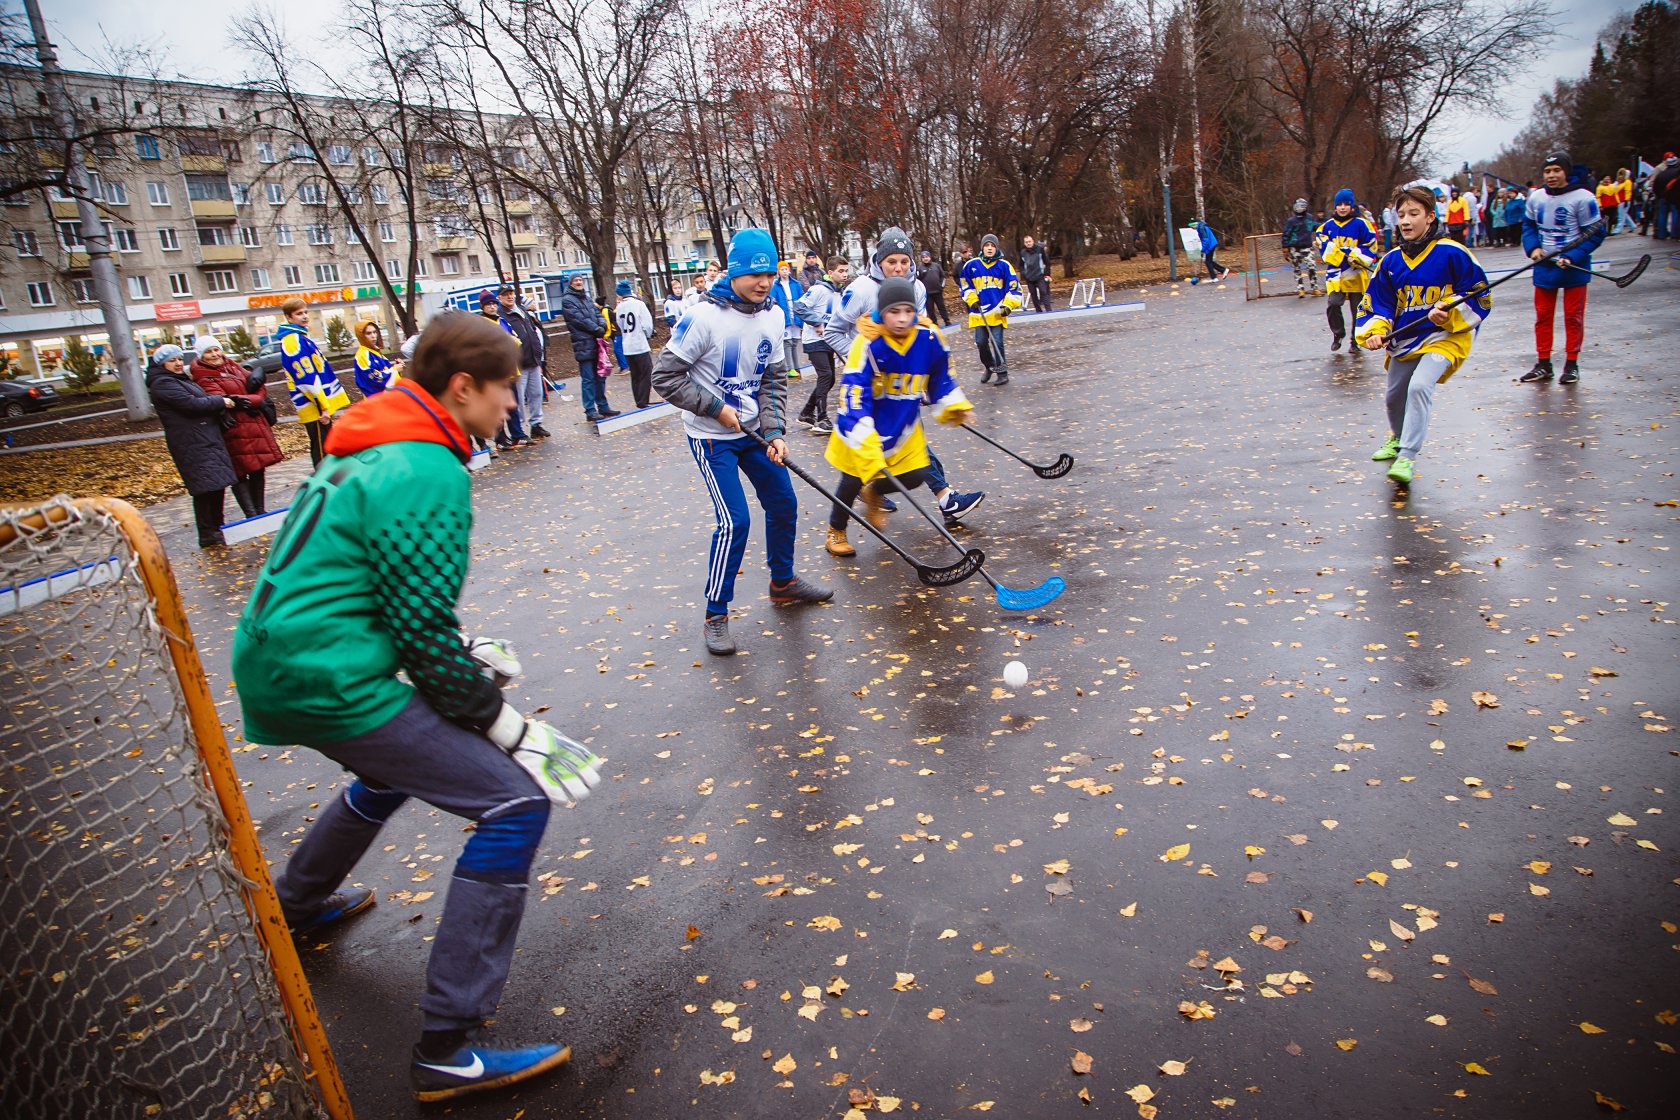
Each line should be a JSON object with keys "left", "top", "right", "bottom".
{"left": 615, "top": 279, "right": 633, "bottom": 296}
{"left": 726, "top": 228, "right": 778, "bottom": 278}
{"left": 1333, "top": 188, "right": 1357, "bottom": 208}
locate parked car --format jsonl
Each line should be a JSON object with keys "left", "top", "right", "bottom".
{"left": 0, "top": 378, "right": 61, "bottom": 419}
{"left": 242, "top": 340, "right": 286, "bottom": 380}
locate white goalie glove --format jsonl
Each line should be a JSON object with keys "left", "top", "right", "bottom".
{"left": 468, "top": 637, "right": 522, "bottom": 687}
{"left": 487, "top": 703, "right": 603, "bottom": 805}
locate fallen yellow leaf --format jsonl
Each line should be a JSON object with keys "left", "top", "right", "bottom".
{"left": 1425, "top": 1014, "right": 1448, "bottom": 1027}
{"left": 772, "top": 1053, "right": 796, "bottom": 1075}
{"left": 1125, "top": 1083, "right": 1154, "bottom": 1102}
{"left": 808, "top": 915, "right": 842, "bottom": 931}
{"left": 1335, "top": 1039, "right": 1358, "bottom": 1051}
{"left": 975, "top": 970, "right": 994, "bottom": 985}
{"left": 1465, "top": 1061, "right": 1490, "bottom": 1076}
{"left": 1367, "top": 871, "right": 1389, "bottom": 887}
{"left": 891, "top": 972, "right": 916, "bottom": 992}
{"left": 1159, "top": 1059, "right": 1188, "bottom": 1076}
{"left": 1071, "top": 1050, "right": 1094, "bottom": 1075}
{"left": 1578, "top": 1022, "right": 1606, "bottom": 1034}
{"left": 1120, "top": 902, "right": 1138, "bottom": 917}
{"left": 1160, "top": 843, "right": 1191, "bottom": 862}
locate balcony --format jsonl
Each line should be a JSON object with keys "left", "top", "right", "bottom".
{"left": 423, "top": 163, "right": 456, "bottom": 177}
{"left": 198, "top": 244, "right": 248, "bottom": 264}
{"left": 190, "top": 198, "right": 238, "bottom": 220}
{"left": 509, "top": 231, "right": 539, "bottom": 248}
{"left": 435, "top": 236, "right": 469, "bottom": 250}
{"left": 51, "top": 200, "right": 80, "bottom": 219}
{"left": 504, "top": 199, "right": 532, "bottom": 216}
{"left": 181, "top": 154, "right": 227, "bottom": 173}
{"left": 66, "top": 251, "right": 89, "bottom": 269}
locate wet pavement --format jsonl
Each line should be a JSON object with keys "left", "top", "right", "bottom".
{"left": 155, "top": 237, "right": 1679, "bottom": 1118}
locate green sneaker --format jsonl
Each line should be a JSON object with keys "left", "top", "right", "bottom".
{"left": 1386, "top": 456, "right": 1415, "bottom": 484}
{"left": 1370, "top": 435, "right": 1400, "bottom": 462}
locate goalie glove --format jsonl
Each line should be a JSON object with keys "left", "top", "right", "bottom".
{"left": 469, "top": 636, "right": 522, "bottom": 687}
{"left": 486, "top": 702, "right": 603, "bottom": 805}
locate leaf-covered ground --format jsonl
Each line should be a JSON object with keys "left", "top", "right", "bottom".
{"left": 140, "top": 237, "right": 1676, "bottom": 1118}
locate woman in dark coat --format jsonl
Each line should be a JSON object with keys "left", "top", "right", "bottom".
{"left": 191, "top": 338, "right": 284, "bottom": 518}
{"left": 145, "top": 344, "right": 239, "bottom": 548}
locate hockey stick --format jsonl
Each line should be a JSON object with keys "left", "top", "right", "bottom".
{"left": 1561, "top": 255, "right": 1652, "bottom": 288}
{"left": 985, "top": 322, "right": 1009, "bottom": 376}
{"left": 741, "top": 428, "right": 983, "bottom": 588}
{"left": 873, "top": 466, "right": 1066, "bottom": 612}
{"left": 1382, "top": 222, "right": 1606, "bottom": 348}
{"left": 961, "top": 421, "right": 1074, "bottom": 479}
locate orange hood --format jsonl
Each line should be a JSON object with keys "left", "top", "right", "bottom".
{"left": 324, "top": 382, "right": 472, "bottom": 463}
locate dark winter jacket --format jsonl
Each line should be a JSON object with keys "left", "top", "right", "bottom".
{"left": 191, "top": 357, "right": 284, "bottom": 477}
{"left": 916, "top": 260, "right": 946, "bottom": 297}
{"left": 500, "top": 307, "right": 546, "bottom": 369}
{"left": 799, "top": 262, "right": 825, "bottom": 290}
{"left": 147, "top": 361, "right": 238, "bottom": 495}
{"left": 560, "top": 288, "right": 606, "bottom": 364}
{"left": 1281, "top": 213, "right": 1316, "bottom": 249}
{"left": 1019, "top": 245, "right": 1049, "bottom": 282}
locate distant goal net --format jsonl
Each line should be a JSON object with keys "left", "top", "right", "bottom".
{"left": 1243, "top": 233, "right": 1299, "bottom": 301}
{"left": 1067, "top": 277, "right": 1106, "bottom": 308}
{"left": 0, "top": 497, "right": 351, "bottom": 1120}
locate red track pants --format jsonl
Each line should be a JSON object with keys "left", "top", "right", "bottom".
{"left": 1534, "top": 285, "right": 1587, "bottom": 361}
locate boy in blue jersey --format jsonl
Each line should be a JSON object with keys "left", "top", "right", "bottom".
{"left": 652, "top": 228, "right": 834, "bottom": 657}
{"left": 1316, "top": 189, "right": 1378, "bottom": 352}
{"left": 277, "top": 298, "right": 351, "bottom": 466}
{"left": 824, "top": 277, "right": 973, "bottom": 557}
{"left": 1518, "top": 151, "right": 1604, "bottom": 385}
{"left": 959, "top": 234, "right": 1023, "bottom": 384}
{"left": 1355, "top": 185, "right": 1492, "bottom": 486}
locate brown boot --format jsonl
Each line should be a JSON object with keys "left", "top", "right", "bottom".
{"left": 825, "top": 527, "right": 855, "bottom": 557}
{"left": 861, "top": 487, "right": 890, "bottom": 531}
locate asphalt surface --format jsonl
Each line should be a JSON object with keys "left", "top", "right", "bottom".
{"left": 148, "top": 236, "right": 1678, "bottom": 1119}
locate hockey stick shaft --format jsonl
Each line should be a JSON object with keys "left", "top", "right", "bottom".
{"left": 873, "top": 465, "right": 1001, "bottom": 592}
{"left": 960, "top": 421, "right": 1074, "bottom": 478}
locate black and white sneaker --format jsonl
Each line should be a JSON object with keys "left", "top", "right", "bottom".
{"left": 1559, "top": 359, "right": 1580, "bottom": 385}
{"left": 810, "top": 417, "right": 834, "bottom": 435}
{"left": 530, "top": 424, "right": 551, "bottom": 439}
{"left": 1519, "top": 359, "right": 1554, "bottom": 382}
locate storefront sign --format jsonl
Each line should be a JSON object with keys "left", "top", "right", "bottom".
{"left": 247, "top": 282, "right": 418, "bottom": 309}
{"left": 155, "top": 300, "right": 202, "bottom": 321}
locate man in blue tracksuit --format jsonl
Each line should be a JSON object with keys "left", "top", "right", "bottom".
{"left": 1518, "top": 151, "right": 1604, "bottom": 386}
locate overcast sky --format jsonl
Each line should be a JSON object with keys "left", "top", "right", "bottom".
{"left": 23, "top": 0, "right": 1645, "bottom": 176}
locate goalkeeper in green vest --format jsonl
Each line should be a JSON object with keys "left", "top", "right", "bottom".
{"left": 232, "top": 310, "right": 600, "bottom": 1103}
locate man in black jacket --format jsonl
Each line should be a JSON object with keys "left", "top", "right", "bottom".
{"left": 917, "top": 249, "right": 951, "bottom": 326}
{"left": 498, "top": 284, "right": 550, "bottom": 437}
{"left": 1280, "top": 199, "right": 1319, "bottom": 297}
{"left": 559, "top": 274, "right": 618, "bottom": 423}
{"left": 1019, "top": 235, "right": 1051, "bottom": 312}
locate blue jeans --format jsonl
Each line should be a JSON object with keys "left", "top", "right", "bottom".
{"left": 578, "top": 359, "right": 610, "bottom": 417}
{"left": 687, "top": 434, "right": 797, "bottom": 614}
{"left": 1657, "top": 199, "right": 1678, "bottom": 239}
{"left": 974, "top": 326, "right": 1006, "bottom": 372}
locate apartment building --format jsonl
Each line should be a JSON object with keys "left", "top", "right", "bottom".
{"left": 0, "top": 65, "right": 732, "bottom": 378}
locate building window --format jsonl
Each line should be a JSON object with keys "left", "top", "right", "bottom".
{"left": 314, "top": 263, "right": 340, "bottom": 283}
{"left": 205, "top": 269, "right": 238, "bottom": 294}
{"left": 425, "top": 178, "right": 457, "bottom": 202}
{"left": 186, "top": 174, "right": 233, "bottom": 202}
{"left": 146, "top": 181, "right": 170, "bottom": 205}
{"left": 114, "top": 228, "right": 139, "bottom": 252}
{"left": 221, "top": 139, "right": 242, "bottom": 163}
{"left": 168, "top": 272, "right": 191, "bottom": 297}
{"left": 288, "top": 141, "right": 315, "bottom": 161}
{"left": 306, "top": 224, "right": 330, "bottom": 245}
{"left": 102, "top": 180, "right": 129, "bottom": 205}
{"left": 265, "top": 183, "right": 285, "bottom": 205}
{"left": 467, "top": 253, "right": 481, "bottom": 273}
{"left": 385, "top": 258, "right": 403, "bottom": 278}
{"left": 257, "top": 140, "right": 275, "bottom": 163}
{"left": 378, "top": 221, "right": 395, "bottom": 242}
{"left": 411, "top": 257, "right": 427, "bottom": 277}
{"left": 343, "top": 185, "right": 362, "bottom": 205}
{"left": 57, "top": 220, "right": 84, "bottom": 250}
{"left": 536, "top": 251, "right": 547, "bottom": 267}
{"left": 197, "top": 225, "right": 234, "bottom": 247}
{"left": 431, "top": 216, "right": 471, "bottom": 239}
{"left": 276, "top": 224, "right": 293, "bottom": 245}
{"left": 127, "top": 275, "right": 151, "bottom": 300}
{"left": 27, "top": 281, "right": 54, "bottom": 306}
{"left": 238, "top": 225, "right": 262, "bottom": 247}
{"left": 573, "top": 249, "right": 586, "bottom": 265}
{"left": 249, "top": 267, "right": 271, "bottom": 290}
{"left": 352, "top": 260, "right": 376, "bottom": 281}
{"left": 370, "top": 183, "right": 388, "bottom": 205}
{"left": 231, "top": 182, "right": 250, "bottom": 205}
{"left": 327, "top": 144, "right": 352, "bottom": 165}
{"left": 14, "top": 229, "right": 40, "bottom": 256}
{"left": 158, "top": 228, "right": 180, "bottom": 251}
{"left": 362, "top": 146, "right": 382, "bottom": 166}
{"left": 297, "top": 182, "right": 326, "bottom": 205}
{"left": 71, "top": 278, "right": 97, "bottom": 303}
{"left": 437, "top": 254, "right": 460, "bottom": 276}
{"left": 136, "top": 134, "right": 161, "bottom": 160}
{"left": 616, "top": 245, "right": 628, "bottom": 262}
{"left": 283, "top": 264, "right": 303, "bottom": 287}
{"left": 514, "top": 251, "right": 530, "bottom": 270}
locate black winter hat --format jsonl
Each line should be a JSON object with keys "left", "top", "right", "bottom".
{"left": 876, "top": 276, "right": 917, "bottom": 313}
{"left": 1543, "top": 150, "right": 1571, "bottom": 172}
{"left": 873, "top": 226, "right": 913, "bottom": 264}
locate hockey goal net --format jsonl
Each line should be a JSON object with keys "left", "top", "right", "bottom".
{"left": 1243, "top": 233, "right": 1296, "bottom": 301}
{"left": 0, "top": 496, "right": 351, "bottom": 1120}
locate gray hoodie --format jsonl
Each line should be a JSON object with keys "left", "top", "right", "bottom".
{"left": 822, "top": 226, "right": 926, "bottom": 358}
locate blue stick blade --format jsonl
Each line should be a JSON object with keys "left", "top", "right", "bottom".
{"left": 994, "top": 576, "right": 1066, "bottom": 611}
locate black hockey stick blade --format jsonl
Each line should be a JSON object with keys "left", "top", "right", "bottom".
{"left": 917, "top": 548, "right": 986, "bottom": 587}
{"left": 1613, "top": 254, "right": 1651, "bottom": 288}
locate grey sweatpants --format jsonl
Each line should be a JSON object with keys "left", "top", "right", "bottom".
{"left": 274, "top": 694, "right": 550, "bottom": 1032}
{"left": 517, "top": 365, "right": 544, "bottom": 429}
{"left": 1385, "top": 351, "right": 1451, "bottom": 460}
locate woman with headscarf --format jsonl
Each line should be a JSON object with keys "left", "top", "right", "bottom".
{"left": 147, "top": 343, "right": 240, "bottom": 548}
{"left": 191, "top": 338, "right": 284, "bottom": 519}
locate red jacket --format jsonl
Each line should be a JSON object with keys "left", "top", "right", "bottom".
{"left": 191, "top": 357, "right": 284, "bottom": 475}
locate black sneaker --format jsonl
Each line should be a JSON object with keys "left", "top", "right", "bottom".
{"left": 1330, "top": 334, "right": 1345, "bottom": 352}
{"left": 411, "top": 1031, "right": 571, "bottom": 1103}
{"left": 287, "top": 886, "right": 375, "bottom": 935}
{"left": 703, "top": 613, "right": 736, "bottom": 656}
{"left": 1559, "top": 359, "right": 1580, "bottom": 385}
{"left": 810, "top": 417, "right": 834, "bottom": 435}
{"left": 1520, "top": 359, "right": 1554, "bottom": 382}
{"left": 979, "top": 368, "right": 993, "bottom": 384}
{"left": 994, "top": 370, "right": 1009, "bottom": 385}
{"left": 597, "top": 408, "right": 622, "bottom": 419}
{"left": 584, "top": 413, "right": 602, "bottom": 423}
{"left": 530, "top": 424, "right": 551, "bottom": 439}
{"left": 768, "top": 575, "right": 835, "bottom": 605}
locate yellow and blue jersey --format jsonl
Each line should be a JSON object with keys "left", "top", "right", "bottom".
{"left": 1315, "top": 216, "right": 1378, "bottom": 293}
{"left": 958, "top": 256, "right": 1023, "bottom": 328}
{"left": 825, "top": 324, "right": 971, "bottom": 481}
{"left": 1354, "top": 238, "right": 1491, "bottom": 379}
{"left": 278, "top": 323, "right": 350, "bottom": 423}
{"left": 353, "top": 345, "right": 398, "bottom": 397}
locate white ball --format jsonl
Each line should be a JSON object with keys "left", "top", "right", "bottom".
{"left": 1003, "top": 660, "right": 1029, "bottom": 690}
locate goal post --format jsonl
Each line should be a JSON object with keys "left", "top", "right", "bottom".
{"left": 1067, "top": 277, "right": 1106, "bottom": 309}
{"left": 1, "top": 496, "right": 353, "bottom": 1120}
{"left": 1244, "top": 233, "right": 1298, "bottom": 301}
